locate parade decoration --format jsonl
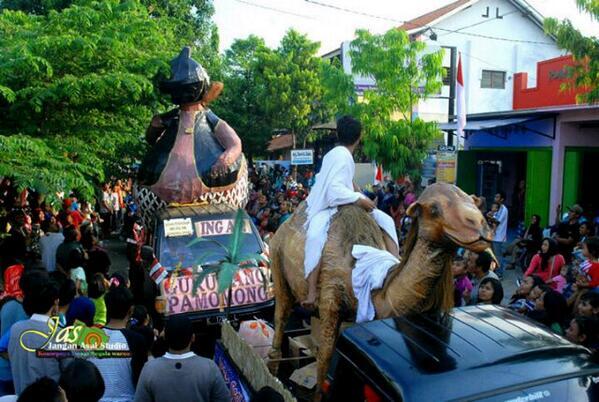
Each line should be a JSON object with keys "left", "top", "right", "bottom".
{"left": 137, "top": 47, "right": 248, "bottom": 223}
{"left": 268, "top": 183, "right": 494, "bottom": 392}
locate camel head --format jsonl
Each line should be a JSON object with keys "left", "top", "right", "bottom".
{"left": 406, "top": 183, "right": 492, "bottom": 253}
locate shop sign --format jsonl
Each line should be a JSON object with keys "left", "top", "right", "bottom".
{"left": 436, "top": 148, "right": 457, "bottom": 184}
{"left": 164, "top": 268, "right": 272, "bottom": 314}
{"left": 164, "top": 218, "right": 193, "bottom": 237}
{"left": 291, "top": 149, "right": 314, "bottom": 165}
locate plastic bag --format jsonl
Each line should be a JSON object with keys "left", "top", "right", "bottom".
{"left": 238, "top": 319, "right": 274, "bottom": 358}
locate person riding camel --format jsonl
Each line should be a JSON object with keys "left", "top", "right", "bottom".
{"left": 138, "top": 46, "right": 245, "bottom": 206}
{"left": 302, "top": 116, "right": 399, "bottom": 308}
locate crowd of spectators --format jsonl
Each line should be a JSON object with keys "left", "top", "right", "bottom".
{"left": 0, "top": 178, "right": 234, "bottom": 402}
{"left": 452, "top": 199, "right": 599, "bottom": 355}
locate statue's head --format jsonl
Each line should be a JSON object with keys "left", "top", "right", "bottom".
{"left": 406, "top": 183, "right": 492, "bottom": 252}
{"left": 160, "top": 47, "right": 210, "bottom": 105}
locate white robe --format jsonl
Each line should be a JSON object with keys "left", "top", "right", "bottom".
{"left": 304, "top": 146, "right": 398, "bottom": 278}
{"left": 351, "top": 245, "right": 399, "bottom": 323}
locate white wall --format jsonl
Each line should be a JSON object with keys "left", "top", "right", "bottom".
{"left": 340, "top": 0, "right": 564, "bottom": 120}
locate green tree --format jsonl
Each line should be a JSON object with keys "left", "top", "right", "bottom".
{"left": 0, "top": 0, "right": 217, "bottom": 201}
{"left": 257, "top": 29, "right": 339, "bottom": 148}
{"left": 545, "top": 0, "right": 599, "bottom": 103}
{"left": 214, "top": 35, "right": 272, "bottom": 160}
{"left": 349, "top": 29, "right": 444, "bottom": 178}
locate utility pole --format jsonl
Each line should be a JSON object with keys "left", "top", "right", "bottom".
{"left": 446, "top": 46, "right": 457, "bottom": 147}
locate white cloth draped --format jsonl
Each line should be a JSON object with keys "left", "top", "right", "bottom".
{"left": 303, "top": 146, "right": 398, "bottom": 278}
{"left": 351, "top": 245, "right": 399, "bottom": 323}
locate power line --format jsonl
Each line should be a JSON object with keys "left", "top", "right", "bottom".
{"left": 229, "top": 0, "right": 319, "bottom": 21}
{"left": 303, "top": 0, "right": 555, "bottom": 46}
{"left": 437, "top": 9, "right": 519, "bottom": 37}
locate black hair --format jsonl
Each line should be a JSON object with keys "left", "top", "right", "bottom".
{"left": 19, "top": 269, "right": 49, "bottom": 298}
{"left": 50, "top": 271, "right": 76, "bottom": 307}
{"left": 66, "top": 249, "right": 85, "bottom": 271}
{"left": 60, "top": 359, "right": 105, "bottom": 402}
{"left": 453, "top": 255, "right": 465, "bottom": 263}
{"left": 584, "top": 236, "right": 599, "bottom": 259}
{"left": 580, "top": 291, "right": 599, "bottom": 309}
{"left": 479, "top": 277, "right": 504, "bottom": 305}
{"left": 63, "top": 226, "right": 79, "bottom": 242}
{"left": 104, "top": 286, "right": 133, "bottom": 320}
{"left": 496, "top": 191, "right": 506, "bottom": 201}
{"left": 528, "top": 274, "right": 545, "bottom": 290}
{"left": 252, "top": 386, "right": 284, "bottom": 402}
{"left": 23, "top": 274, "right": 59, "bottom": 316}
{"left": 542, "top": 290, "right": 568, "bottom": 327}
{"left": 530, "top": 214, "right": 541, "bottom": 227}
{"left": 539, "top": 237, "right": 558, "bottom": 271}
{"left": 131, "top": 305, "right": 149, "bottom": 326}
{"left": 572, "top": 316, "right": 599, "bottom": 347}
{"left": 165, "top": 315, "right": 193, "bottom": 351}
{"left": 17, "top": 377, "right": 63, "bottom": 402}
{"left": 88, "top": 273, "right": 107, "bottom": 299}
{"left": 336, "top": 115, "right": 362, "bottom": 146}
{"left": 475, "top": 252, "right": 493, "bottom": 273}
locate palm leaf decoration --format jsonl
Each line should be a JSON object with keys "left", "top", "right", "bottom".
{"left": 186, "top": 208, "right": 266, "bottom": 300}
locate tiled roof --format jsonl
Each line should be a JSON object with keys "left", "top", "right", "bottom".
{"left": 398, "top": 0, "right": 472, "bottom": 31}
{"left": 267, "top": 134, "right": 294, "bottom": 152}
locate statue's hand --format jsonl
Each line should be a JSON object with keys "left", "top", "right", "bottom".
{"left": 211, "top": 157, "right": 229, "bottom": 177}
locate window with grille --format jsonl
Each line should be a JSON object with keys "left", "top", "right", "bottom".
{"left": 481, "top": 70, "right": 506, "bottom": 89}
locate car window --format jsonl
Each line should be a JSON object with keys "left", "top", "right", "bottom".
{"left": 477, "top": 375, "right": 599, "bottom": 402}
{"left": 157, "top": 217, "right": 262, "bottom": 270}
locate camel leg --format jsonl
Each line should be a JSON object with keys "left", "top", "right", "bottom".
{"left": 314, "top": 288, "right": 342, "bottom": 402}
{"left": 268, "top": 254, "right": 294, "bottom": 375}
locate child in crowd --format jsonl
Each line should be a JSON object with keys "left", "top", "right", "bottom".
{"left": 529, "top": 289, "right": 568, "bottom": 335}
{"left": 576, "top": 292, "right": 599, "bottom": 318}
{"left": 579, "top": 237, "right": 599, "bottom": 292}
{"left": 486, "top": 203, "right": 500, "bottom": 236}
{"left": 477, "top": 277, "right": 504, "bottom": 305}
{"left": 88, "top": 273, "right": 107, "bottom": 327}
{"left": 508, "top": 275, "right": 544, "bottom": 312}
{"left": 551, "top": 264, "right": 570, "bottom": 294}
{"left": 128, "top": 305, "right": 155, "bottom": 353}
{"left": 565, "top": 316, "right": 599, "bottom": 351}
{"left": 452, "top": 256, "right": 472, "bottom": 307}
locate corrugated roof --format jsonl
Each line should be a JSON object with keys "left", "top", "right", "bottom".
{"left": 398, "top": 0, "right": 472, "bottom": 32}
{"left": 267, "top": 134, "right": 294, "bottom": 152}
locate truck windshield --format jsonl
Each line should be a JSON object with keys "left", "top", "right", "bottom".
{"left": 157, "top": 220, "right": 262, "bottom": 270}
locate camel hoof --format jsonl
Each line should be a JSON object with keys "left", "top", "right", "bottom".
{"left": 267, "top": 349, "right": 282, "bottom": 375}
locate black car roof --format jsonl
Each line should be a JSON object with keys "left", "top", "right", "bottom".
{"left": 337, "top": 305, "right": 599, "bottom": 401}
{"left": 157, "top": 204, "right": 239, "bottom": 221}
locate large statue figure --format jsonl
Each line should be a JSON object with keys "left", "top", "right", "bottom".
{"left": 138, "top": 47, "right": 248, "bottom": 211}
{"left": 268, "top": 183, "right": 493, "bottom": 396}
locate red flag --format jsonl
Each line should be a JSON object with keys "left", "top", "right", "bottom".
{"left": 374, "top": 164, "right": 383, "bottom": 184}
{"left": 456, "top": 53, "right": 466, "bottom": 148}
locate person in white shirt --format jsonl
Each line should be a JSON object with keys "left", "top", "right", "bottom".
{"left": 39, "top": 221, "right": 64, "bottom": 272}
{"left": 491, "top": 191, "right": 509, "bottom": 277}
{"left": 302, "top": 116, "right": 399, "bottom": 308}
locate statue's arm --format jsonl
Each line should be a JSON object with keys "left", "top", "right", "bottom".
{"left": 212, "top": 119, "right": 242, "bottom": 169}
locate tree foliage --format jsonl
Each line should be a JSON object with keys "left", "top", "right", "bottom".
{"left": 349, "top": 29, "right": 444, "bottom": 178}
{"left": 255, "top": 29, "right": 350, "bottom": 148}
{"left": 0, "top": 0, "right": 218, "bottom": 200}
{"left": 545, "top": 0, "right": 599, "bottom": 103}
{"left": 214, "top": 35, "right": 272, "bottom": 159}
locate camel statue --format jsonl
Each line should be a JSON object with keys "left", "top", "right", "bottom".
{"left": 268, "top": 183, "right": 493, "bottom": 397}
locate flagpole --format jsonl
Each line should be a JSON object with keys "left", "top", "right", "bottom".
{"left": 455, "top": 52, "right": 466, "bottom": 186}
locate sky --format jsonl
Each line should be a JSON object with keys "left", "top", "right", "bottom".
{"left": 212, "top": 0, "right": 599, "bottom": 55}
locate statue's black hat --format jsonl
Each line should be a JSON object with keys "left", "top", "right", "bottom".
{"left": 159, "top": 47, "right": 210, "bottom": 94}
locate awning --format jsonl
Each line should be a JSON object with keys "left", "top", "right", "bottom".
{"left": 267, "top": 134, "right": 294, "bottom": 152}
{"left": 439, "top": 117, "right": 532, "bottom": 131}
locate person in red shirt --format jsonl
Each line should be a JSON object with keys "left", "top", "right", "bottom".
{"left": 524, "top": 238, "right": 565, "bottom": 285}
{"left": 580, "top": 237, "right": 599, "bottom": 290}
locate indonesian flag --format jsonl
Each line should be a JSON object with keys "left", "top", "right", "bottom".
{"left": 456, "top": 53, "right": 466, "bottom": 149}
{"left": 374, "top": 164, "right": 383, "bottom": 184}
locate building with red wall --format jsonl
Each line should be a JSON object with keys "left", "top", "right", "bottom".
{"left": 513, "top": 55, "right": 585, "bottom": 110}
